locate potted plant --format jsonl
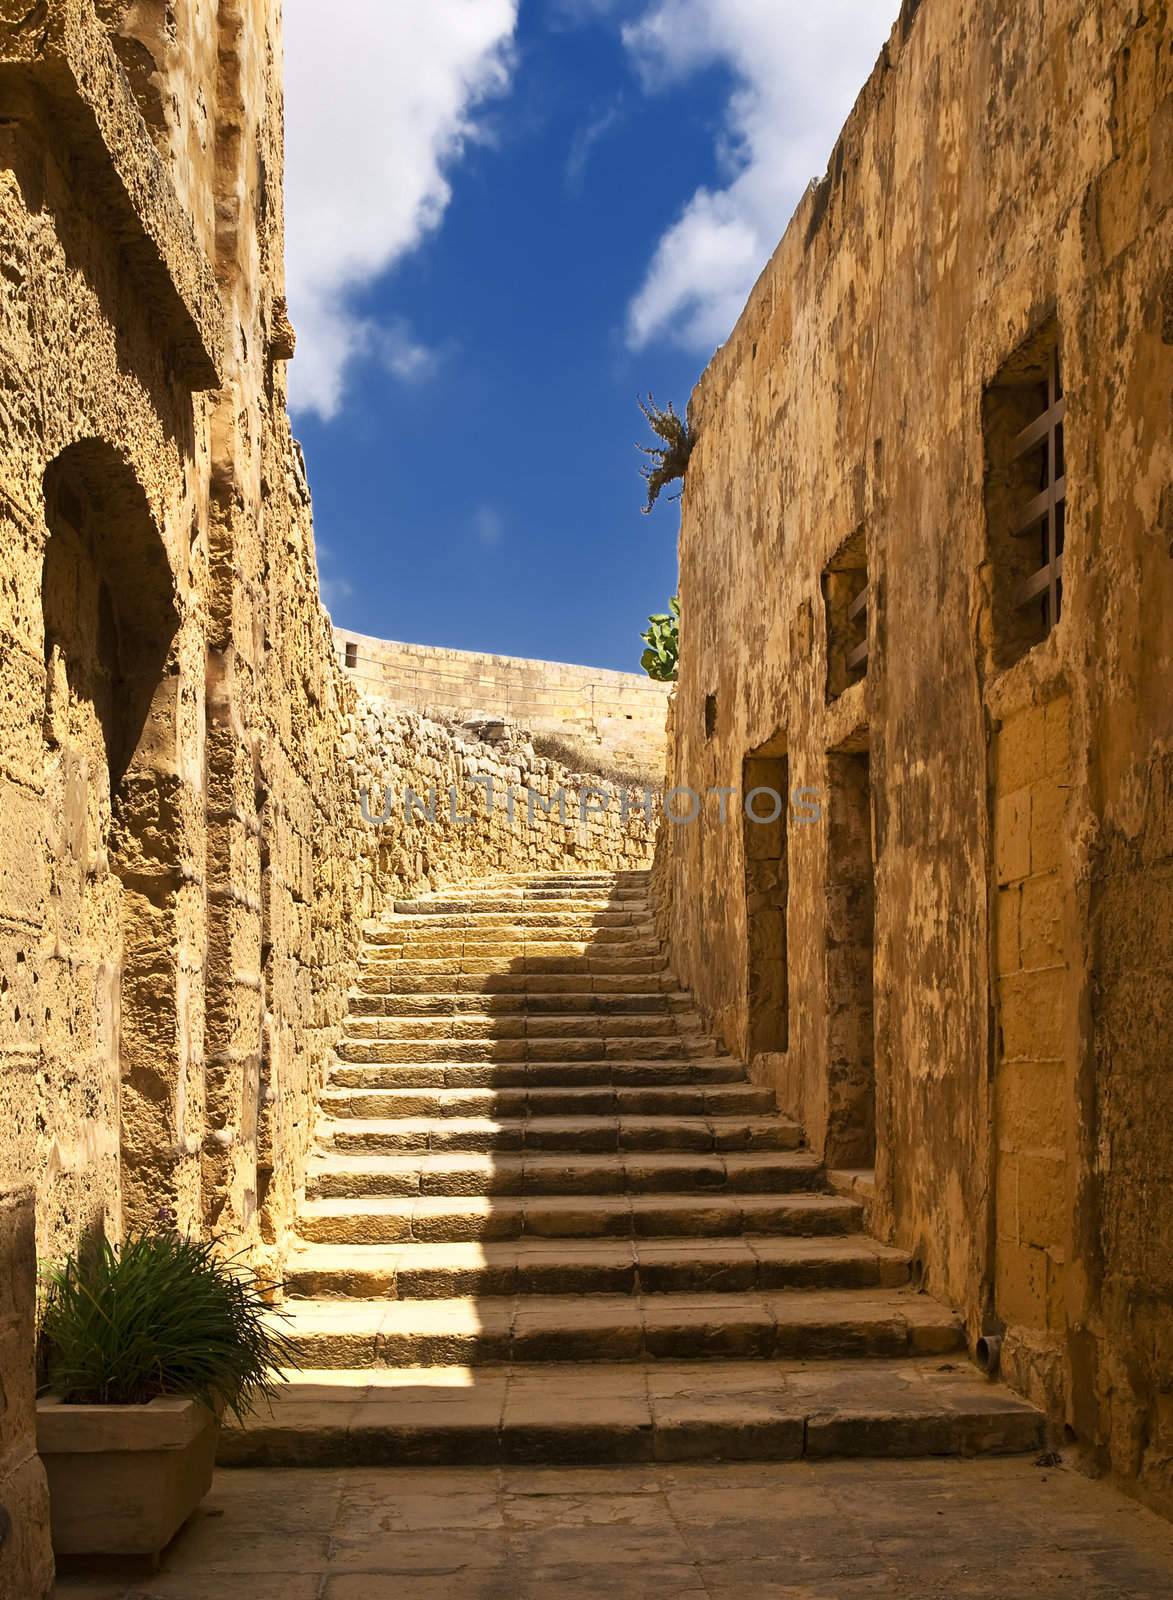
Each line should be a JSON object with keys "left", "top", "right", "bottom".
{"left": 36, "top": 1229, "right": 297, "bottom": 1562}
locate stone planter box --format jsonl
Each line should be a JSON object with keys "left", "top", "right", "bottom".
{"left": 36, "top": 1395, "right": 219, "bottom": 1559}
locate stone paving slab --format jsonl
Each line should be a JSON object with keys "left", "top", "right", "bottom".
{"left": 54, "top": 1457, "right": 1173, "bottom": 1598}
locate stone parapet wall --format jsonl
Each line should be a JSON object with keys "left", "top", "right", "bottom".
{"left": 334, "top": 628, "right": 671, "bottom": 772}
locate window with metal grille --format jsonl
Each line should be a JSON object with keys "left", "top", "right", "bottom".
{"left": 983, "top": 323, "right": 1067, "bottom": 667}
{"left": 344, "top": 640, "right": 358, "bottom": 670}
{"left": 822, "top": 526, "right": 869, "bottom": 701}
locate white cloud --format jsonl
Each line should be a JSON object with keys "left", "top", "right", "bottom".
{"left": 473, "top": 506, "right": 505, "bottom": 548}
{"left": 566, "top": 101, "right": 625, "bottom": 191}
{"left": 315, "top": 539, "right": 355, "bottom": 614}
{"left": 319, "top": 572, "right": 355, "bottom": 613}
{"left": 373, "top": 320, "right": 442, "bottom": 383}
{"left": 622, "top": 1, "right": 898, "bottom": 351}
{"left": 283, "top": 0, "right": 519, "bottom": 420}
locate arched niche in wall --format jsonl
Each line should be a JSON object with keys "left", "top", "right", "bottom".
{"left": 41, "top": 439, "right": 183, "bottom": 1238}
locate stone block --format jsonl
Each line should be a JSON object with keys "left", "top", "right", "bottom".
{"left": 995, "top": 790, "right": 1031, "bottom": 886}
{"left": 1029, "top": 777, "right": 1067, "bottom": 874}
{"left": 996, "top": 1240, "right": 1049, "bottom": 1330}
{"left": 996, "top": 1058, "right": 1066, "bottom": 1155}
{"left": 0, "top": 1449, "right": 54, "bottom": 1600}
{"left": 998, "top": 968, "right": 1065, "bottom": 1062}
{"left": 0, "top": 781, "right": 46, "bottom": 924}
{"left": 1016, "top": 1152, "right": 1068, "bottom": 1251}
{"left": 1044, "top": 696, "right": 1072, "bottom": 779}
{"left": 1019, "top": 872, "right": 1065, "bottom": 968}
{"left": 0, "top": 641, "right": 44, "bottom": 790}
{"left": 996, "top": 706, "right": 1047, "bottom": 794}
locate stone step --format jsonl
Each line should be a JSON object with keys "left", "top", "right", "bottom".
{"left": 359, "top": 972, "right": 680, "bottom": 996}
{"left": 405, "top": 876, "right": 649, "bottom": 890}
{"left": 370, "top": 918, "right": 657, "bottom": 940}
{"left": 369, "top": 919, "right": 659, "bottom": 940}
{"left": 334, "top": 1037, "right": 710, "bottom": 1064}
{"left": 270, "top": 872, "right": 1043, "bottom": 1475}
{"left": 306, "top": 1150, "right": 824, "bottom": 1201}
{"left": 391, "top": 911, "right": 656, "bottom": 927}
{"left": 327, "top": 1059, "right": 748, "bottom": 1091}
{"left": 349, "top": 990, "right": 685, "bottom": 1017}
{"left": 362, "top": 954, "right": 671, "bottom": 977}
{"left": 318, "top": 1083, "right": 779, "bottom": 1121}
{"left": 317, "top": 1113, "right": 802, "bottom": 1157}
{"left": 483, "top": 893, "right": 652, "bottom": 907}
{"left": 362, "top": 939, "right": 664, "bottom": 962}
{"left": 218, "top": 1357, "right": 1045, "bottom": 1467}
{"left": 283, "top": 1234, "right": 909, "bottom": 1300}
{"left": 495, "top": 876, "right": 649, "bottom": 886}
{"left": 392, "top": 896, "right": 650, "bottom": 915}
{"left": 370, "top": 913, "right": 656, "bottom": 933}
{"left": 266, "top": 1288, "right": 964, "bottom": 1368}
{"left": 342, "top": 1013, "right": 686, "bottom": 1042}
{"left": 492, "top": 876, "right": 649, "bottom": 889}
{"left": 295, "top": 1191, "right": 862, "bottom": 1245}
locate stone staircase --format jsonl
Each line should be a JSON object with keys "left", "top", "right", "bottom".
{"left": 222, "top": 870, "right": 1043, "bottom": 1465}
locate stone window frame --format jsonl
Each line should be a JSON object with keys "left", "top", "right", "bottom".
{"left": 743, "top": 735, "right": 790, "bottom": 1058}
{"left": 982, "top": 319, "right": 1068, "bottom": 670}
{"left": 822, "top": 526, "right": 869, "bottom": 702}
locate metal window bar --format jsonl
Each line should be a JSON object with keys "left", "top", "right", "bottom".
{"left": 845, "top": 583, "right": 869, "bottom": 672}
{"left": 1011, "top": 344, "right": 1066, "bottom": 630}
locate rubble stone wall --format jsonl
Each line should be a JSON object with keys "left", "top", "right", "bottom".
{"left": 657, "top": 0, "right": 1172, "bottom": 1515}
{"left": 335, "top": 627, "right": 672, "bottom": 773}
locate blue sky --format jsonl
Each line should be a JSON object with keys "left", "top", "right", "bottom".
{"left": 283, "top": 1, "right": 897, "bottom": 673}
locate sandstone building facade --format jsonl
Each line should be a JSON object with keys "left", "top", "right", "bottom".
{"left": 0, "top": 4, "right": 652, "bottom": 1592}
{"left": 656, "top": 0, "right": 1173, "bottom": 1520}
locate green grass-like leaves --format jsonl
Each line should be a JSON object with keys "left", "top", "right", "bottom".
{"left": 40, "top": 1231, "right": 300, "bottom": 1423}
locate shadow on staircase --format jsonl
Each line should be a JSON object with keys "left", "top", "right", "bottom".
{"left": 220, "top": 870, "right": 1044, "bottom": 1467}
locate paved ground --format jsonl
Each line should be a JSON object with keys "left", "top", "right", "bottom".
{"left": 55, "top": 1457, "right": 1173, "bottom": 1598}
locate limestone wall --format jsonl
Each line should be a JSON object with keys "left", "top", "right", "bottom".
{"left": 0, "top": 1188, "right": 53, "bottom": 1598}
{"left": 658, "top": 0, "right": 1172, "bottom": 1514}
{"left": 0, "top": 3, "right": 652, "bottom": 1588}
{"left": 335, "top": 628, "right": 672, "bottom": 773}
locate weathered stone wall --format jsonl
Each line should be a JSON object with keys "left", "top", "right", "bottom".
{"left": 0, "top": 1188, "right": 53, "bottom": 1599}
{"left": 658, "top": 0, "right": 1172, "bottom": 1514}
{"left": 335, "top": 627, "right": 672, "bottom": 773}
{"left": 0, "top": 2, "right": 652, "bottom": 1588}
